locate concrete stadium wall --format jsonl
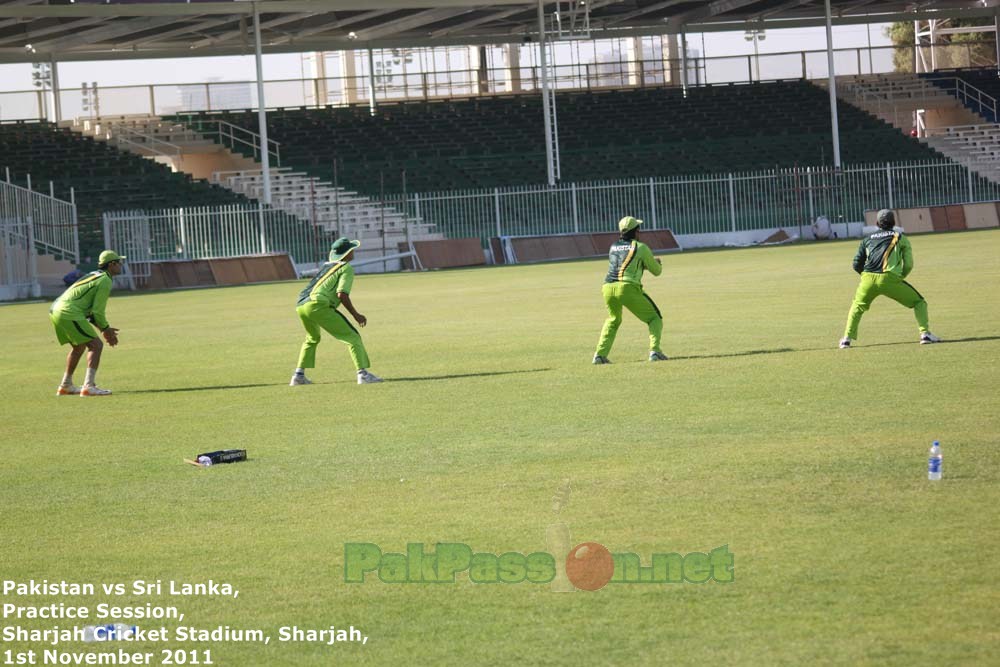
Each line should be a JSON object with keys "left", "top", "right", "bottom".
{"left": 493, "top": 229, "right": 681, "bottom": 264}
{"left": 398, "top": 238, "right": 487, "bottom": 270}
{"left": 922, "top": 107, "right": 984, "bottom": 130}
{"left": 863, "top": 201, "right": 1000, "bottom": 234}
{"left": 143, "top": 253, "right": 296, "bottom": 290}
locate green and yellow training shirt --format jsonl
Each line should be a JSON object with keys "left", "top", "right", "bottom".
{"left": 51, "top": 270, "right": 113, "bottom": 329}
{"left": 604, "top": 239, "right": 662, "bottom": 286}
{"left": 853, "top": 230, "right": 913, "bottom": 277}
{"left": 297, "top": 261, "right": 354, "bottom": 308}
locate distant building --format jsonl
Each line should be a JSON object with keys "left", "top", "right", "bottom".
{"left": 178, "top": 78, "right": 253, "bottom": 112}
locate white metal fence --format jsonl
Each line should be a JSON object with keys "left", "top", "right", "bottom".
{"left": 405, "top": 160, "right": 1000, "bottom": 241}
{"left": 0, "top": 177, "right": 79, "bottom": 261}
{"left": 100, "top": 161, "right": 999, "bottom": 282}
{"left": 0, "top": 178, "right": 78, "bottom": 300}
{"left": 0, "top": 219, "right": 38, "bottom": 300}
{"left": 102, "top": 204, "right": 337, "bottom": 286}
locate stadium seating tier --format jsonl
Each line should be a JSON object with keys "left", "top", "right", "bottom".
{"left": 171, "top": 80, "right": 949, "bottom": 195}
{"left": 1, "top": 121, "right": 250, "bottom": 266}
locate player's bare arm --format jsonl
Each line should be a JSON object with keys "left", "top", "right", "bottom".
{"left": 339, "top": 292, "right": 366, "bottom": 327}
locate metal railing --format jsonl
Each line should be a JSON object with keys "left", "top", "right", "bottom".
{"left": 182, "top": 119, "right": 281, "bottom": 165}
{"left": 99, "top": 160, "right": 1000, "bottom": 279}
{"left": 0, "top": 174, "right": 79, "bottom": 262}
{"left": 109, "top": 125, "right": 183, "bottom": 157}
{"left": 103, "top": 204, "right": 333, "bottom": 271}
{"left": 403, "top": 160, "right": 1000, "bottom": 242}
{"left": 950, "top": 78, "right": 998, "bottom": 123}
{"left": 836, "top": 75, "right": 997, "bottom": 133}
{"left": 2, "top": 41, "right": 997, "bottom": 122}
{"left": 0, "top": 218, "right": 38, "bottom": 299}
{"left": 840, "top": 80, "right": 936, "bottom": 130}
{"left": 0, "top": 175, "right": 79, "bottom": 300}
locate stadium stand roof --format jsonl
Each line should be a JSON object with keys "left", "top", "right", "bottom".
{"left": 0, "top": 0, "right": 998, "bottom": 64}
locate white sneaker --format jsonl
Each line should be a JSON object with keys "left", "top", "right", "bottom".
{"left": 56, "top": 384, "right": 81, "bottom": 396}
{"left": 649, "top": 351, "right": 669, "bottom": 361}
{"left": 839, "top": 337, "right": 851, "bottom": 349}
{"left": 920, "top": 332, "right": 941, "bottom": 344}
{"left": 357, "top": 370, "right": 383, "bottom": 384}
{"left": 289, "top": 374, "right": 312, "bottom": 386}
{"left": 592, "top": 355, "right": 611, "bottom": 365}
{"left": 80, "top": 385, "right": 112, "bottom": 397}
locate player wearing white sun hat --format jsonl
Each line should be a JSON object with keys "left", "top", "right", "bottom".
{"left": 290, "top": 237, "right": 382, "bottom": 385}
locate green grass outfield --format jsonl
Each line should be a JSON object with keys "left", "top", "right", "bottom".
{"left": 1, "top": 230, "right": 999, "bottom": 666}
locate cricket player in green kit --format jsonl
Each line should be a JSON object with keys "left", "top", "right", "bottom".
{"left": 593, "top": 216, "right": 668, "bottom": 364}
{"left": 49, "top": 250, "right": 124, "bottom": 396}
{"left": 291, "top": 237, "right": 383, "bottom": 385}
{"left": 840, "top": 209, "right": 941, "bottom": 348}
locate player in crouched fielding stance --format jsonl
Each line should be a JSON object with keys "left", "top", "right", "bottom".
{"left": 291, "top": 237, "right": 382, "bottom": 386}
{"left": 593, "top": 216, "right": 667, "bottom": 364}
{"left": 840, "top": 209, "right": 940, "bottom": 348}
{"left": 50, "top": 250, "right": 124, "bottom": 396}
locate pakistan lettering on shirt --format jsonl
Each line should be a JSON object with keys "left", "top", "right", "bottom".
{"left": 604, "top": 240, "right": 661, "bottom": 285}
{"left": 853, "top": 230, "right": 914, "bottom": 277}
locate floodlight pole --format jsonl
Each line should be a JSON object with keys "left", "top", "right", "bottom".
{"left": 50, "top": 56, "right": 61, "bottom": 123}
{"left": 681, "top": 27, "right": 688, "bottom": 97}
{"left": 824, "top": 0, "right": 842, "bottom": 169}
{"left": 367, "top": 47, "right": 377, "bottom": 116}
{"left": 866, "top": 18, "right": 874, "bottom": 74}
{"left": 537, "top": 0, "right": 556, "bottom": 186}
{"left": 995, "top": 12, "right": 1000, "bottom": 73}
{"left": 252, "top": 2, "right": 272, "bottom": 206}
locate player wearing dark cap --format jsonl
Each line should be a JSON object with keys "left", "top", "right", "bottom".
{"left": 839, "top": 209, "right": 940, "bottom": 348}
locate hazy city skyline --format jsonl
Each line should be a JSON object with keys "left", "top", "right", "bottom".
{"left": 0, "top": 23, "right": 892, "bottom": 92}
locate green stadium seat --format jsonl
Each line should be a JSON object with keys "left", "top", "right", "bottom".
{"left": 160, "top": 80, "right": 965, "bottom": 198}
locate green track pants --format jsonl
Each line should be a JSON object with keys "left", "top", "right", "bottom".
{"left": 595, "top": 282, "right": 663, "bottom": 357}
{"left": 843, "top": 272, "right": 930, "bottom": 340}
{"left": 296, "top": 301, "right": 370, "bottom": 371}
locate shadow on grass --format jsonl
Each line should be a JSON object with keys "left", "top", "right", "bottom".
{"left": 923, "top": 335, "right": 1000, "bottom": 345}
{"left": 667, "top": 335, "right": 1000, "bottom": 361}
{"left": 132, "top": 370, "right": 552, "bottom": 392}
{"left": 857, "top": 335, "right": 1000, "bottom": 349}
{"left": 131, "top": 383, "right": 285, "bottom": 394}
{"left": 388, "top": 368, "right": 552, "bottom": 382}
{"left": 671, "top": 347, "right": 797, "bottom": 361}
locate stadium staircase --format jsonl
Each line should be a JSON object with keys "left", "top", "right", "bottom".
{"left": 81, "top": 114, "right": 440, "bottom": 249}
{"left": 922, "top": 68, "right": 1000, "bottom": 123}
{"left": 209, "top": 167, "right": 438, "bottom": 245}
{"left": 70, "top": 114, "right": 221, "bottom": 157}
{"left": 920, "top": 124, "right": 1000, "bottom": 184}
{"left": 824, "top": 71, "right": 1000, "bottom": 185}
{"left": 827, "top": 72, "right": 983, "bottom": 131}
{"left": 920, "top": 69, "right": 1000, "bottom": 184}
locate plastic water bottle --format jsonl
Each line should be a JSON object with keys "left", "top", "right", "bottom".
{"left": 928, "top": 441, "right": 942, "bottom": 481}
